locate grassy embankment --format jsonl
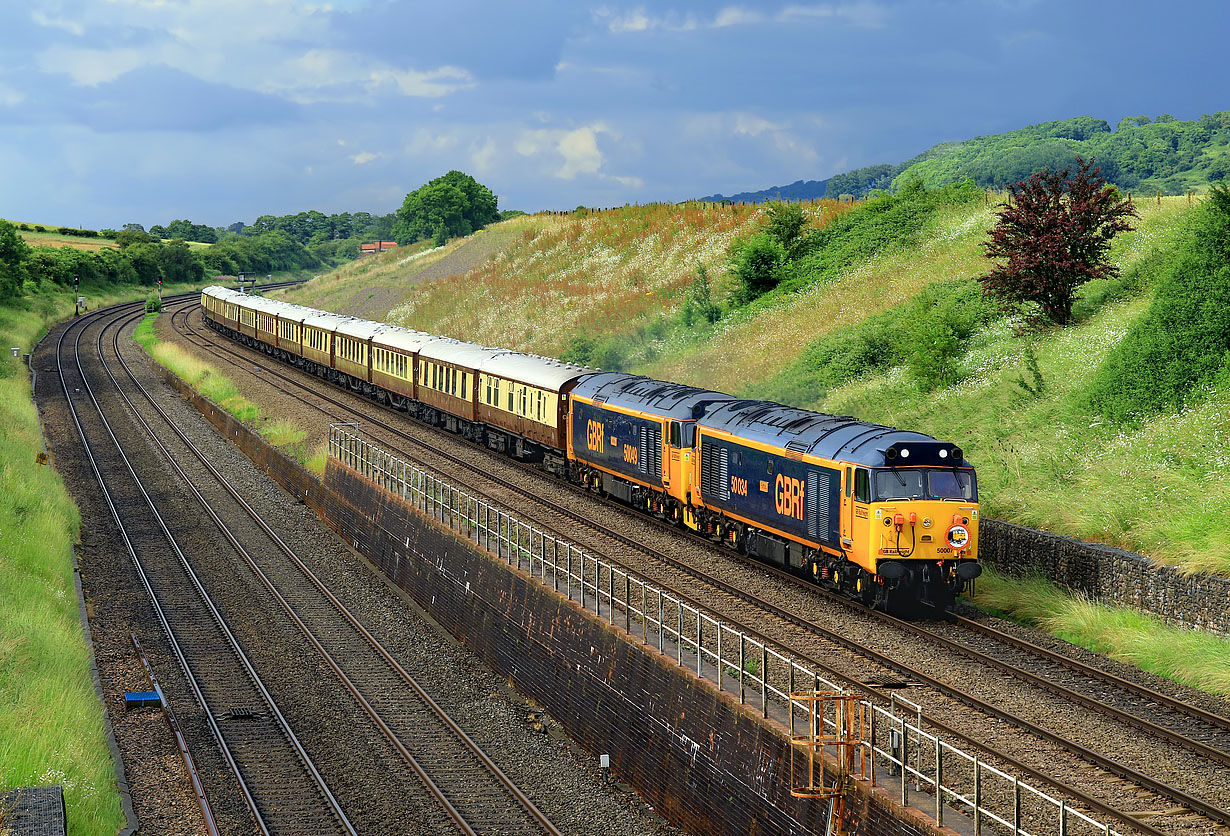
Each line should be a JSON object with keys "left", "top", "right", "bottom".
{"left": 0, "top": 282, "right": 210, "bottom": 836}
{"left": 133, "top": 313, "right": 326, "bottom": 473}
{"left": 262, "top": 194, "right": 1230, "bottom": 694}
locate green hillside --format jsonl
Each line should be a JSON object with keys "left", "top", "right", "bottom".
{"left": 280, "top": 183, "right": 1230, "bottom": 578}
{"left": 825, "top": 112, "right": 1230, "bottom": 198}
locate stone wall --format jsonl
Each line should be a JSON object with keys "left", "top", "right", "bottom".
{"left": 980, "top": 518, "right": 1230, "bottom": 636}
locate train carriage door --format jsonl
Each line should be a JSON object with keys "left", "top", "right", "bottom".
{"left": 842, "top": 466, "right": 852, "bottom": 546}
{"left": 664, "top": 420, "right": 683, "bottom": 497}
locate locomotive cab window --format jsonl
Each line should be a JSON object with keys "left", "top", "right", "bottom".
{"left": 853, "top": 468, "right": 871, "bottom": 503}
{"left": 766, "top": 458, "right": 774, "bottom": 475}
{"left": 874, "top": 469, "right": 926, "bottom": 501}
{"left": 668, "top": 421, "right": 682, "bottom": 448}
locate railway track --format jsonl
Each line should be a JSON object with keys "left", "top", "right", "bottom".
{"left": 104, "top": 304, "right": 564, "bottom": 836}
{"left": 165, "top": 296, "right": 1230, "bottom": 836}
{"left": 57, "top": 297, "right": 355, "bottom": 836}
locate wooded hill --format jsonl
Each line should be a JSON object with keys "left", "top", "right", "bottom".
{"left": 829, "top": 112, "right": 1230, "bottom": 198}
{"left": 708, "top": 112, "right": 1230, "bottom": 203}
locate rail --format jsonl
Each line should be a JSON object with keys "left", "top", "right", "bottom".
{"left": 329, "top": 425, "right": 1122, "bottom": 836}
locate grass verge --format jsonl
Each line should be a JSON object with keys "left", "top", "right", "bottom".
{"left": 970, "top": 570, "right": 1230, "bottom": 696}
{"left": 134, "top": 313, "right": 324, "bottom": 474}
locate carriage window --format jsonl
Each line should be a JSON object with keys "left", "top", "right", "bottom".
{"left": 508, "top": 390, "right": 513, "bottom": 412}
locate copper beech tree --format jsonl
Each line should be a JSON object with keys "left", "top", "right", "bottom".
{"left": 981, "top": 157, "right": 1137, "bottom": 327}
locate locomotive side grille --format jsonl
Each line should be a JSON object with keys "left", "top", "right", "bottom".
{"left": 647, "top": 426, "right": 662, "bottom": 480}
{"left": 639, "top": 426, "right": 649, "bottom": 475}
{"left": 807, "top": 471, "right": 824, "bottom": 538}
{"left": 700, "top": 441, "right": 729, "bottom": 500}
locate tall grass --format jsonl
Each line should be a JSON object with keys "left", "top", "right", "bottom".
{"left": 972, "top": 570, "right": 1230, "bottom": 696}
{"left": 0, "top": 285, "right": 174, "bottom": 835}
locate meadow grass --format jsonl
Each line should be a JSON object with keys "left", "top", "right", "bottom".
{"left": 260, "top": 417, "right": 307, "bottom": 448}
{"left": 971, "top": 570, "right": 1230, "bottom": 696}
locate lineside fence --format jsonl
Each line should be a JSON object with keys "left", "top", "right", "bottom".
{"left": 329, "top": 424, "right": 1119, "bottom": 836}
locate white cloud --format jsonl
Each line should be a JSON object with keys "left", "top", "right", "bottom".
{"left": 734, "top": 114, "right": 783, "bottom": 137}
{"left": 599, "top": 1, "right": 886, "bottom": 33}
{"left": 31, "top": 11, "right": 85, "bottom": 36}
{"left": 37, "top": 45, "right": 149, "bottom": 85}
{"left": 470, "top": 137, "right": 498, "bottom": 174}
{"left": 369, "top": 65, "right": 475, "bottom": 98}
{"left": 713, "top": 7, "right": 765, "bottom": 28}
{"left": 350, "top": 151, "right": 378, "bottom": 164}
{"left": 0, "top": 83, "right": 24, "bottom": 107}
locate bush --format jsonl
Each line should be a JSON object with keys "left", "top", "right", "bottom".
{"left": 728, "top": 232, "right": 786, "bottom": 303}
{"left": 144, "top": 294, "right": 162, "bottom": 313}
{"left": 744, "top": 278, "right": 995, "bottom": 404}
{"left": 1087, "top": 183, "right": 1230, "bottom": 422}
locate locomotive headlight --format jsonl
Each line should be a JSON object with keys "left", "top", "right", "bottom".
{"left": 938, "top": 448, "right": 948, "bottom": 459}
{"left": 900, "top": 448, "right": 910, "bottom": 458}
{"left": 922, "top": 517, "right": 932, "bottom": 528}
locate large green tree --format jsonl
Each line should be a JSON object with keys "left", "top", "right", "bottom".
{"left": 0, "top": 220, "right": 31, "bottom": 299}
{"left": 393, "top": 170, "right": 499, "bottom": 244}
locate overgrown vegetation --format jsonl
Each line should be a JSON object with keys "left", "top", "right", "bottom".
{"left": 1087, "top": 182, "right": 1230, "bottom": 423}
{"left": 971, "top": 570, "right": 1230, "bottom": 696}
{"left": 134, "top": 314, "right": 324, "bottom": 473}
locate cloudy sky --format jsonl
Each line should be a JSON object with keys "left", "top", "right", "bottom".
{"left": 0, "top": 0, "right": 1224, "bottom": 229}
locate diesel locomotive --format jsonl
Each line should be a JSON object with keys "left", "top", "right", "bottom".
{"left": 201, "top": 286, "right": 981, "bottom": 614}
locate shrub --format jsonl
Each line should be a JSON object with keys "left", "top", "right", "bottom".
{"left": 144, "top": 294, "right": 162, "bottom": 313}
{"left": 1087, "top": 183, "right": 1230, "bottom": 422}
{"left": 728, "top": 232, "right": 786, "bottom": 303}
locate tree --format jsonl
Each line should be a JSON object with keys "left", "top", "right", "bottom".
{"left": 0, "top": 220, "right": 30, "bottom": 299}
{"left": 393, "top": 171, "right": 498, "bottom": 244}
{"left": 980, "top": 157, "right": 1137, "bottom": 327}
{"left": 159, "top": 240, "right": 205, "bottom": 284}
{"left": 763, "top": 202, "right": 809, "bottom": 260}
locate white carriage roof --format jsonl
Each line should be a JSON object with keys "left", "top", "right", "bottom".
{"left": 479, "top": 352, "right": 594, "bottom": 391}
{"left": 334, "top": 318, "right": 387, "bottom": 340}
{"left": 203, "top": 285, "right": 241, "bottom": 301}
{"left": 300, "top": 311, "right": 354, "bottom": 330}
{"left": 418, "top": 337, "right": 507, "bottom": 367}
{"left": 373, "top": 326, "right": 438, "bottom": 353}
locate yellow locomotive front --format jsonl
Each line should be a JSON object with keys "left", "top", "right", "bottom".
{"left": 840, "top": 442, "right": 981, "bottom": 612}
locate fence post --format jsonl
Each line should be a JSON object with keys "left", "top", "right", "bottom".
{"left": 760, "top": 644, "right": 768, "bottom": 719}
{"left": 900, "top": 716, "right": 908, "bottom": 805}
{"left": 973, "top": 758, "right": 981, "bottom": 836}
{"left": 739, "top": 634, "right": 745, "bottom": 704}
{"left": 931, "top": 735, "right": 943, "bottom": 826}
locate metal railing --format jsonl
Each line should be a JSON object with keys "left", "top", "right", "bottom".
{"left": 329, "top": 425, "right": 1120, "bottom": 836}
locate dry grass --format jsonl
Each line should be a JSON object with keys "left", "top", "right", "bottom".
{"left": 380, "top": 201, "right": 853, "bottom": 356}
{"left": 639, "top": 199, "right": 994, "bottom": 392}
